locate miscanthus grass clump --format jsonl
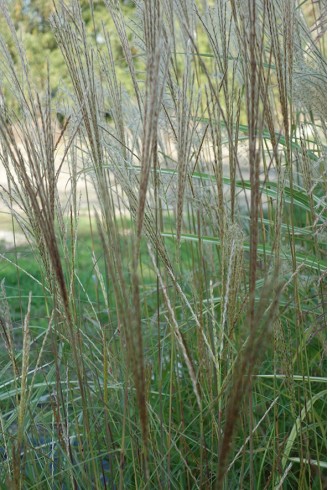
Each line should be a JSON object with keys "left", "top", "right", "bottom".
{"left": 0, "top": 0, "right": 326, "bottom": 488}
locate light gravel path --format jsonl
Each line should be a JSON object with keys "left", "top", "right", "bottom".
{"left": 0, "top": 135, "right": 99, "bottom": 249}
{"left": 0, "top": 130, "right": 260, "bottom": 249}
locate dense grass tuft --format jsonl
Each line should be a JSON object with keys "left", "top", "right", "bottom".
{"left": 0, "top": 0, "right": 326, "bottom": 488}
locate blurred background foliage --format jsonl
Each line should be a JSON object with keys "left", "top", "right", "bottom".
{"left": 0, "top": 0, "right": 136, "bottom": 108}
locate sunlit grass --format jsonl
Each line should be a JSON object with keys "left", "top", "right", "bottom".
{"left": 0, "top": 0, "right": 326, "bottom": 488}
